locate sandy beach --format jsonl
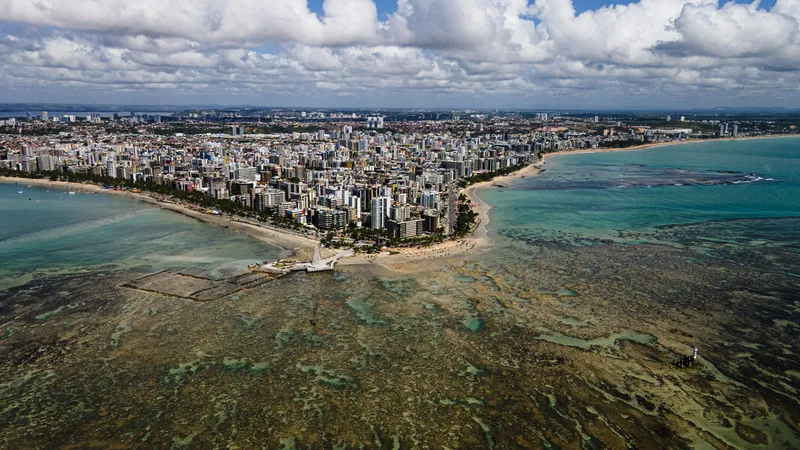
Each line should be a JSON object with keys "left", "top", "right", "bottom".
{"left": 424, "top": 133, "right": 800, "bottom": 269}
{"left": 4, "top": 133, "right": 796, "bottom": 271}
{"left": 0, "top": 177, "right": 324, "bottom": 260}
{"left": 537, "top": 133, "right": 800, "bottom": 163}
{"left": 339, "top": 162, "right": 542, "bottom": 271}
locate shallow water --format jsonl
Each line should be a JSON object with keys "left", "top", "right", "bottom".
{"left": 482, "top": 138, "right": 800, "bottom": 244}
{"left": 0, "top": 183, "right": 284, "bottom": 289}
{"left": 1, "top": 139, "right": 799, "bottom": 448}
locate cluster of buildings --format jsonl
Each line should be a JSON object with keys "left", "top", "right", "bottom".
{"left": 0, "top": 120, "right": 537, "bottom": 239}
{"left": 2, "top": 109, "right": 794, "bottom": 240}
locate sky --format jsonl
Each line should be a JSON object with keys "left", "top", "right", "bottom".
{"left": 0, "top": 0, "right": 798, "bottom": 109}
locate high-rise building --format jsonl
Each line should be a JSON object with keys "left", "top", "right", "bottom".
{"left": 235, "top": 166, "right": 257, "bottom": 181}
{"left": 106, "top": 155, "right": 115, "bottom": 178}
{"left": 390, "top": 205, "right": 410, "bottom": 222}
{"left": 370, "top": 197, "right": 390, "bottom": 229}
{"left": 36, "top": 155, "right": 56, "bottom": 172}
{"left": 367, "top": 117, "right": 384, "bottom": 129}
{"left": 387, "top": 219, "right": 424, "bottom": 239}
{"left": 317, "top": 208, "right": 347, "bottom": 229}
{"left": 423, "top": 210, "right": 440, "bottom": 233}
{"left": 347, "top": 196, "right": 362, "bottom": 218}
{"left": 420, "top": 189, "right": 440, "bottom": 209}
{"left": 254, "top": 189, "right": 285, "bottom": 211}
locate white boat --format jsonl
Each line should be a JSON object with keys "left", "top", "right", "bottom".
{"left": 68, "top": 191, "right": 76, "bottom": 195}
{"left": 17, "top": 190, "right": 23, "bottom": 194}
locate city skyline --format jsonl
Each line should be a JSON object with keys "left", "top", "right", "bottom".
{"left": 1, "top": 0, "right": 798, "bottom": 109}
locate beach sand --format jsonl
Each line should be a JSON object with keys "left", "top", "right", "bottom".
{"left": 0, "top": 177, "right": 325, "bottom": 261}
{"left": 4, "top": 133, "right": 796, "bottom": 271}
{"left": 358, "top": 134, "right": 799, "bottom": 271}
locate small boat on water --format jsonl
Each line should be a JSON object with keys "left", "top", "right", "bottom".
{"left": 68, "top": 191, "right": 76, "bottom": 195}
{"left": 17, "top": 190, "right": 23, "bottom": 194}
{"left": 35, "top": 200, "right": 40, "bottom": 203}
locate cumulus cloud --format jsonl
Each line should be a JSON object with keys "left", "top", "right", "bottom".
{"left": 0, "top": 0, "right": 380, "bottom": 46}
{"left": 656, "top": 1, "right": 799, "bottom": 58}
{"left": 0, "top": 0, "right": 798, "bottom": 106}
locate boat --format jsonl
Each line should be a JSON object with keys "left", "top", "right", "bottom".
{"left": 17, "top": 190, "right": 23, "bottom": 194}
{"left": 35, "top": 200, "right": 40, "bottom": 203}
{"left": 68, "top": 191, "right": 76, "bottom": 195}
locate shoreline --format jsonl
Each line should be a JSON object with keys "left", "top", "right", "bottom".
{"left": 0, "top": 177, "right": 323, "bottom": 261}
{"left": 4, "top": 133, "right": 796, "bottom": 272}
{"left": 339, "top": 162, "right": 543, "bottom": 271}
{"left": 539, "top": 133, "right": 800, "bottom": 163}
{"left": 462, "top": 133, "right": 800, "bottom": 256}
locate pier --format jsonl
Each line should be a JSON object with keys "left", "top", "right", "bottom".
{"left": 259, "top": 247, "right": 353, "bottom": 274}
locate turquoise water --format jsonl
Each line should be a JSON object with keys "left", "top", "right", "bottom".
{"left": 2, "top": 144, "right": 799, "bottom": 448}
{"left": 483, "top": 138, "right": 800, "bottom": 243}
{"left": 0, "top": 184, "right": 284, "bottom": 289}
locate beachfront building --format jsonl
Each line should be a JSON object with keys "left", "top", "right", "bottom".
{"left": 316, "top": 208, "right": 347, "bottom": 230}
{"left": 420, "top": 189, "right": 440, "bottom": 210}
{"left": 371, "top": 197, "right": 390, "bottom": 230}
{"left": 9, "top": 108, "right": 761, "bottom": 241}
{"left": 388, "top": 219, "right": 424, "bottom": 239}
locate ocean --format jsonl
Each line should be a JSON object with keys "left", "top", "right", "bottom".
{"left": 0, "top": 184, "right": 284, "bottom": 290}
{"left": 1, "top": 139, "right": 798, "bottom": 449}
{"left": 481, "top": 137, "right": 800, "bottom": 245}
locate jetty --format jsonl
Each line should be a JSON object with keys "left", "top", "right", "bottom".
{"left": 258, "top": 247, "right": 352, "bottom": 274}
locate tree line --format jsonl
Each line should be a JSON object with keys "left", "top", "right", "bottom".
{"left": 0, "top": 167, "right": 307, "bottom": 233}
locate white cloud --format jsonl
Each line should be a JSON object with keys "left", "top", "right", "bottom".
{"left": 0, "top": 0, "right": 798, "bottom": 106}
{"left": 0, "top": 0, "right": 380, "bottom": 47}
{"left": 659, "top": 1, "right": 799, "bottom": 58}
